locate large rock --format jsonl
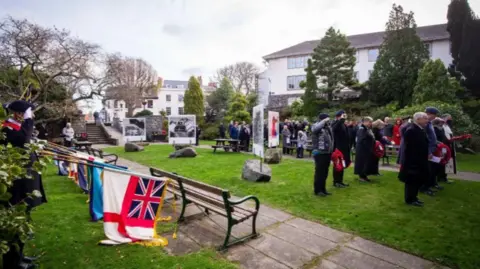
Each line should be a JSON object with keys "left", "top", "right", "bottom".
{"left": 264, "top": 148, "right": 282, "bottom": 164}
{"left": 169, "top": 147, "right": 197, "bottom": 158}
{"left": 125, "top": 142, "right": 144, "bottom": 152}
{"left": 242, "top": 160, "right": 272, "bottom": 182}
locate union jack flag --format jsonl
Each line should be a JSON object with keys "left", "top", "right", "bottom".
{"left": 127, "top": 178, "right": 166, "bottom": 221}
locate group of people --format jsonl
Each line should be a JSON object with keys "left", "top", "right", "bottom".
{"left": 309, "top": 107, "right": 456, "bottom": 206}
{"left": 219, "top": 121, "right": 252, "bottom": 151}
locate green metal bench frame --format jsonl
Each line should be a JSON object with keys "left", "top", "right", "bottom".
{"left": 149, "top": 167, "right": 260, "bottom": 250}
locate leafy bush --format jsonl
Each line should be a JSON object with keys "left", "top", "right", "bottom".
{"left": 134, "top": 110, "right": 153, "bottom": 117}
{"left": 394, "top": 101, "right": 480, "bottom": 135}
{"left": 200, "top": 124, "right": 219, "bottom": 140}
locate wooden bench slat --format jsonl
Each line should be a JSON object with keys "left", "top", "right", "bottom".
{"left": 151, "top": 169, "right": 225, "bottom": 197}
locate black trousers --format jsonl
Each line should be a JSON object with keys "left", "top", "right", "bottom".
{"left": 438, "top": 165, "right": 447, "bottom": 181}
{"left": 2, "top": 235, "right": 24, "bottom": 268}
{"left": 333, "top": 169, "right": 344, "bottom": 184}
{"left": 64, "top": 139, "right": 72, "bottom": 147}
{"left": 422, "top": 162, "right": 439, "bottom": 190}
{"left": 405, "top": 181, "right": 421, "bottom": 203}
{"left": 282, "top": 146, "right": 289, "bottom": 155}
{"left": 314, "top": 153, "right": 332, "bottom": 194}
{"left": 297, "top": 147, "right": 304, "bottom": 158}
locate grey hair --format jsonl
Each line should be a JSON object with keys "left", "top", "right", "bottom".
{"left": 362, "top": 116, "right": 373, "bottom": 122}
{"left": 413, "top": 112, "right": 428, "bottom": 122}
{"left": 442, "top": 113, "right": 451, "bottom": 119}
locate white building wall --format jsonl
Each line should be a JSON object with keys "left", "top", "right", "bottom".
{"left": 264, "top": 39, "right": 453, "bottom": 96}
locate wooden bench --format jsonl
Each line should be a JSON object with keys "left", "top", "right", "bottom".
{"left": 382, "top": 145, "right": 400, "bottom": 166}
{"left": 211, "top": 145, "right": 232, "bottom": 153}
{"left": 149, "top": 167, "right": 260, "bottom": 250}
{"left": 87, "top": 148, "right": 118, "bottom": 165}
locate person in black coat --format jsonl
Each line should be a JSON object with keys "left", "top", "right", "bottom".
{"left": 1, "top": 100, "right": 46, "bottom": 269}
{"left": 219, "top": 123, "right": 226, "bottom": 138}
{"left": 354, "top": 117, "right": 375, "bottom": 182}
{"left": 398, "top": 112, "right": 430, "bottom": 207}
{"left": 35, "top": 122, "right": 48, "bottom": 140}
{"left": 195, "top": 126, "right": 201, "bottom": 146}
{"left": 331, "top": 110, "right": 350, "bottom": 187}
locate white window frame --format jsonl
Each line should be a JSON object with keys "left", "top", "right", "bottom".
{"left": 166, "top": 94, "right": 171, "bottom": 102}
{"left": 178, "top": 107, "right": 184, "bottom": 115}
{"left": 287, "top": 75, "right": 306, "bottom": 90}
{"left": 166, "top": 107, "right": 171, "bottom": 116}
{"left": 178, "top": 94, "right": 184, "bottom": 102}
{"left": 368, "top": 48, "right": 379, "bottom": 62}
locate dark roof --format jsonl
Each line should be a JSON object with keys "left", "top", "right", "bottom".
{"left": 163, "top": 80, "right": 188, "bottom": 88}
{"left": 263, "top": 23, "right": 449, "bottom": 60}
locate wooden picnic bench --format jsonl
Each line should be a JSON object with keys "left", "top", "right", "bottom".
{"left": 74, "top": 141, "right": 93, "bottom": 151}
{"left": 212, "top": 139, "right": 240, "bottom": 153}
{"left": 149, "top": 167, "right": 260, "bottom": 250}
{"left": 86, "top": 147, "right": 118, "bottom": 165}
{"left": 382, "top": 145, "right": 400, "bottom": 166}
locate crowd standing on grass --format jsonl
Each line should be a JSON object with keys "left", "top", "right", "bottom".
{"left": 219, "top": 107, "right": 459, "bottom": 207}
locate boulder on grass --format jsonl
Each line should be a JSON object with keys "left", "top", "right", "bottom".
{"left": 169, "top": 147, "right": 197, "bottom": 158}
{"left": 264, "top": 148, "right": 282, "bottom": 164}
{"left": 125, "top": 142, "right": 144, "bottom": 152}
{"left": 242, "top": 159, "right": 272, "bottom": 182}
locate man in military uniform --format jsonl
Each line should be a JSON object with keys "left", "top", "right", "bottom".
{"left": 311, "top": 113, "right": 334, "bottom": 197}
{"left": 1, "top": 100, "right": 47, "bottom": 269}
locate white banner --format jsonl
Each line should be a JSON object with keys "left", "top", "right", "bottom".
{"left": 268, "top": 111, "right": 279, "bottom": 147}
{"left": 123, "top": 118, "right": 147, "bottom": 142}
{"left": 252, "top": 104, "right": 264, "bottom": 158}
{"left": 168, "top": 115, "right": 196, "bottom": 145}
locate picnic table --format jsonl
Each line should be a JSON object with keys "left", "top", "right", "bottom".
{"left": 212, "top": 138, "right": 240, "bottom": 153}
{"left": 74, "top": 141, "right": 93, "bottom": 151}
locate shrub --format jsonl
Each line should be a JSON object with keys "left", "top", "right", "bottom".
{"left": 200, "top": 124, "right": 219, "bottom": 140}
{"left": 134, "top": 110, "right": 153, "bottom": 117}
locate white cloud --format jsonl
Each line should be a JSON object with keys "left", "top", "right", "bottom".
{"left": 2, "top": 0, "right": 479, "bottom": 83}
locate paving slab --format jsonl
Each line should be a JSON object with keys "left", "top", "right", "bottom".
{"left": 247, "top": 233, "right": 316, "bottom": 268}
{"left": 286, "top": 218, "right": 350, "bottom": 243}
{"left": 161, "top": 232, "right": 202, "bottom": 255}
{"left": 346, "top": 237, "right": 434, "bottom": 269}
{"left": 208, "top": 214, "right": 256, "bottom": 238}
{"left": 258, "top": 205, "right": 293, "bottom": 222}
{"left": 327, "top": 247, "right": 401, "bottom": 269}
{"left": 267, "top": 223, "right": 336, "bottom": 255}
{"left": 227, "top": 244, "right": 290, "bottom": 269}
{"left": 314, "top": 259, "right": 348, "bottom": 269}
{"left": 179, "top": 219, "right": 226, "bottom": 248}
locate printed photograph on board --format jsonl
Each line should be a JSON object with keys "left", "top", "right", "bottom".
{"left": 168, "top": 115, "right": 196, "bottom": 144}
{"left": 123, "top": 118, "right": 146, "bottom": 141}
{"left": 252, "top": 104, "right": 264, "bottom": 158}
{"left": 268, "top": 111, "right": 279, "bottom": 147}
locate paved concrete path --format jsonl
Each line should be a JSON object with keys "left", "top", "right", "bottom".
{"left": 112, "top": 156, "right": 449, "bottom": 269}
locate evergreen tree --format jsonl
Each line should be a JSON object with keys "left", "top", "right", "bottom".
{"left": 413, "top": 59, "right": 462, "bottom": 104}
{"left": 301, "top": 59, "right": 320, "bottom": 119}
{"left": 184, "top": 76, "right": 205, "bottom": 122}
{"left": 368, "top": 4, "right": 429, "bottom": 108}
{"left": 447, "top": 0, "right": 480, "bottom": 95}
{"left": 226, "top": 93, "right": 250, "bottom": 123}
{"left": 206, "top": 77, "right": 235, "bottom": 114}
{"left": 312, "top": 27, "right": 356, "bottom": 102}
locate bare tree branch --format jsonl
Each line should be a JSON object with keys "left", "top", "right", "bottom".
{"left": 213, "top": 62, "right": 259, "bottom": 95}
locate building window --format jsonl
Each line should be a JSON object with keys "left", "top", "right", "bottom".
{"left": 147, "top": 100, "right": 153, "bottom": 108}
{"left": 166, "top": 107, "right": 171, "bottom": 115}
{"left": 166, "top": 84, "right": 172, "bottom": 88}
{"left": 178, "top": 107, "right": 184, "bottom": 115}
{"left": 356, "top": 50, "right": 359, "bottom": 63}
{"left": 178, "top": 95, "right": 184, "bottom": 102}
{"left": 368, "top": 70, "right": 373, "bottom": 79}
{"left": 287, "top": 75, "right": 306, "bottom": 90}
{"left": 425, "top": 43, "right": 432, "bottom": 57}
{"left": 368, "top": 48, "right": 379, "bottom": 62}
{"left": 166, "top": 94, "right": 171, "bottom": 102}
{"left": 354, "top": 71, "right": 359, "bottom": 80}
{"left": 176, "top": 84, "right": 184, "bottom": 89}
{"left": 287, "top": 56, "right": 309, "bottom": 69}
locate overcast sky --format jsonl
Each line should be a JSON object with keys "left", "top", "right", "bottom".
{"left": 1, "top": 0, "right": 479, "bottom": 83}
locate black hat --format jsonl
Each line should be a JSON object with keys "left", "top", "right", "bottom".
{"left": 3, "top": 100, "right": 34, "bottom": 113}
{"left": 335, "top": 110, "right": 345, "bottom": 117}
{"left": 425, "top": 107, "right": 439, "bottom": 115}
{"left": 318, "top": 113, "right": 329, "bottom": 120}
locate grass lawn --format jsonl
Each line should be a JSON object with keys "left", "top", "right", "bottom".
{"left": 456, "top": 153, "right": 480, "bottom": 173}
{"left": 26, "top": 166, "right": 237, "bottom": 269}
{"left": 106, "top": 145, "right": 480, "bottom": 269}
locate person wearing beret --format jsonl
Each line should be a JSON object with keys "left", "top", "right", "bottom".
{"left": 331, "top": 110, "right": 350, "bottom": 188}
{"left": 420, "top": 107, "right": 443, "bottom": 196}
{"left": 1, "top": 100, "right": 46, "bottom": 269}
{"left": 311, "top": 113, "right": 334, "bottom": 196}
